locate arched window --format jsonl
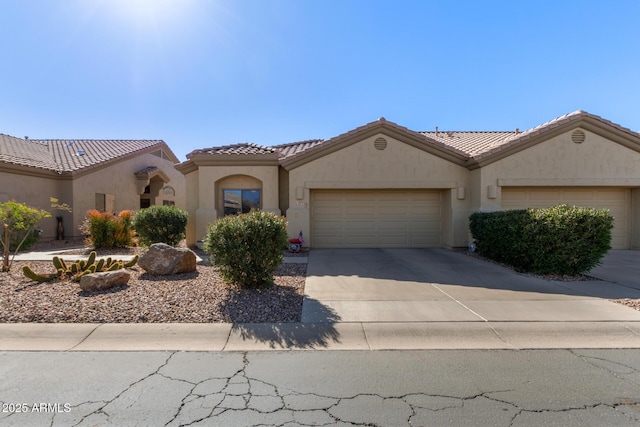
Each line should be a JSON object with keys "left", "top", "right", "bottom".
{"left": 162, "top": 186, "right": 176, "bottom": 206}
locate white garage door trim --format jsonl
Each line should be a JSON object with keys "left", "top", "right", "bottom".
{"left": 501, "top": 187, "right": 631, "bottom": 249}
{"left": 311, "top": 189, "right": 442, "bottom": 248}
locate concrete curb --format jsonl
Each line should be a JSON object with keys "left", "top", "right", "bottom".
{"left": 1, "top": 321, "right": 639, "bottom": 352}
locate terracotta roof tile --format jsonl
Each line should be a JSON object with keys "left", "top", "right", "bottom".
{"left": 0, "top": 135, "right": 166, "bottom": 173}
{"left": 273, "top": 139, "right": 325, "bottom": 159}
{"left": 190, "top": 111, "right": 639, "bottom": 166}
{"left": 471, "top": 110, "right": 640, "bottom": 160}
{"left": 187, "top": 143, "right": 276, "bottom": 158}
{"left": 135, "top": 166, "right": 160, "bottom": 176}
{"left": 275, "top": 119, "right": 470, "bottom": 163}
{"left": 0, "top": 134, "right": 59, "bottom": 170}
{"left": 419, "top": 131, "right": 516, "bottom": 157}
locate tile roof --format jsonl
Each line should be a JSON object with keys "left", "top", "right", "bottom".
{"left": 419, "top": 131, "right": 516, "bottom": 157}
{"left": 469, "top": 110, "right": 640, "bottom": 160}
{"left": 186, "top": 110, "right": 640, "bottom": 167}
{"left": 135, "top": 166, "right": 160, "bottom": 176}
{"left": 274, "top": 119, "right": 472, "bottom": 166}
{"left": 0, "top": 136, "right": 167, "bottom": 173}
{"left": 273, "top": 139, "right": 325, "bottom": 159}
{"left": 187, "top": 143, "right": 277, "bottom": 158}
{"left": 0, "top": 134, "right": 59, "bottom": 170}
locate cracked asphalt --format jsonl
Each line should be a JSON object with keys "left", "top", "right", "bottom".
{"left": 1, "top": 349, "right": 640, "bottom": 426}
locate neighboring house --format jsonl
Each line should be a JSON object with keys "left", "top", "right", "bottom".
{"left": 0, "top": 135, "right": 185, "bottom": 240}
{"left": 177, "top": 110, "right": 640, "bottom": 250}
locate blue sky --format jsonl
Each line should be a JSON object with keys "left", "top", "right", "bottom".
{"left": 1, "top": 0, "right": 639, "bottom": 162}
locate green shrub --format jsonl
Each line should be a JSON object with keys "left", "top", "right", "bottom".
{"left": 81, "top": 210, "right": 135, "bottom": 249}
{"left": 204, "top": 210, "right": 288, "bottom": 288}
{"left": 0, "top": 201, "right": 49, "bottom": 251}
{"left": 469, "top": 205, "right": 613, "bottom": 275}
{"left": 1, "top": 201, "right": 51, "bottom": 271}
{"left": 132, "top": 205, "right": 188, "bottom": 247}
{"left": 10, "top": 227, "right": 41, "bottom": 252}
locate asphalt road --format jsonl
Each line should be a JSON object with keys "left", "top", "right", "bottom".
{"left": 1, "top": 349, "right": 640, "bottom": 426}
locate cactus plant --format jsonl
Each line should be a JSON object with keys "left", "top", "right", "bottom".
{"left": 22, "top": 265, "right": 58, "bottom": 282}
{"left": 124, "top": 255, "right": 139, "bottom": 268}
{"left": 22, "top": 252, "right": 138, "bottom": 283}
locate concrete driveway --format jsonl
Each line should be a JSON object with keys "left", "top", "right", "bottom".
{"left": 302, "top": 248, "right": 640, "bottom": 323}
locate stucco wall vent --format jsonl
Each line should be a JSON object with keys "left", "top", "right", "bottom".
{"left": 374, "top": 137, "right": 387, "bottom": 150}
{"left": 571, "top": 130, "right": 586, "bottom": 144}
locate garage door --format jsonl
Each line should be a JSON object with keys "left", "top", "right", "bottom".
{"left": 311, "top": 190, "right": 442, "bottom": 248}
{"left": 502, "top": 187, "right": 631, "bottom": 249}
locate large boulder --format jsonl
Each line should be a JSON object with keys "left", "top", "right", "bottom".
{"left": 138, "top": 243, "right": 197, "bottom": 275}
{"left": 80, "top": 270, "right": 130, "bottom": 291}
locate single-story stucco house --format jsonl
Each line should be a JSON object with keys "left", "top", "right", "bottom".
{"left": 176, "top": 110, "right": 640, "bottom": 251}
{"left": 0, "top": 135, "right": 185, "bottom": 240}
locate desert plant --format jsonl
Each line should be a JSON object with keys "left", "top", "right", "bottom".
{"left": 469, "top": 205, "right": 613, "bottom": 275}
{"left": 22, "top": 251, "right": 138, "bottom": 283}
{"left": 81, "top": 210, "right": 135, "bottom": 249}
{"left": 204, "top": 210, "right": 288, "bottom": 288}
{"left": 133, "top": 205, "right": 188, "bottom": 247}
{"left": 1, "top": 201, "right": 51, "bottom": 272}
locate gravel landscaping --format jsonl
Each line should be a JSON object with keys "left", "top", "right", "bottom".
{"left": 0, "top": 242, "right": 307, "bottom": 323}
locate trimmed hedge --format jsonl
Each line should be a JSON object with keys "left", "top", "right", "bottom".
{"left": 133, "top": 205, "right": 188, "bottom": 247}
{"left": 469, "top": 205, "right": 613, "bottom": 275}
{"left": 204, "top": 210, "right": 288, "bottom": 288}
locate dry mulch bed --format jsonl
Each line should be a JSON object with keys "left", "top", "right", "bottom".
{"left": 1, "top": 242, "right": 307, "bottom": 323}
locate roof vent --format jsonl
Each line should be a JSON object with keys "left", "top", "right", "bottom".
{"left": 571, "top": 130, "right": 586, "bottom": 144}
{"left": 374, "top": 137, "right": 387, "bottom": 150}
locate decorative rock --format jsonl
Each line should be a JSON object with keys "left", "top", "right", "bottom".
{"left": 138, "top": 243, "right": 197, "bottom": 275}
{"left": 79, "top": 270, "right": 130, "bottom": 291}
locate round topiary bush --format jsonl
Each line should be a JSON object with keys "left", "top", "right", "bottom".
{"left": 133, "top": 205, "right": 188, "bottom": 247}
{"left": 204, "top": 210, "right": 288, "bottom": 288}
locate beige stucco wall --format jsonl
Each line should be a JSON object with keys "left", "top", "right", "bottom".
{"left": 286, "top": 133, "right": 471, "bottom": 247}
{"left": 70, "top": 153, "right": 186, "bottom": 239}
{"left": 631, "top": 188, "right": 640, "bottom": 250}
{"left": 184, "top": 165, "right": 280, "bottom": 244}
{"left": 0, "top": 170, "right": 73, "bottom": 240}
{"left": 183, "top": 170, "right": 199, "bottom": 245}
{"left": 479, "top": 128, "right": 640, "bottom": 206}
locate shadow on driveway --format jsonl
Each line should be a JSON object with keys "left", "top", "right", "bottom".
{"left": 305, "top": 248, "right": 640, "bottom": 300}
{"left": 231, "top": 299, "right": 342, "bottom": 349}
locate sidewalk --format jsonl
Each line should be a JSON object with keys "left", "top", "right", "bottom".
{"left": 1, "top": 321, "right": 640, "bottom": 351}
{"left": 10, "top": 247, "right": 138, "bottom": 262}
{"left": 9, "top": 248, "right": 307, "bottom": 264}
